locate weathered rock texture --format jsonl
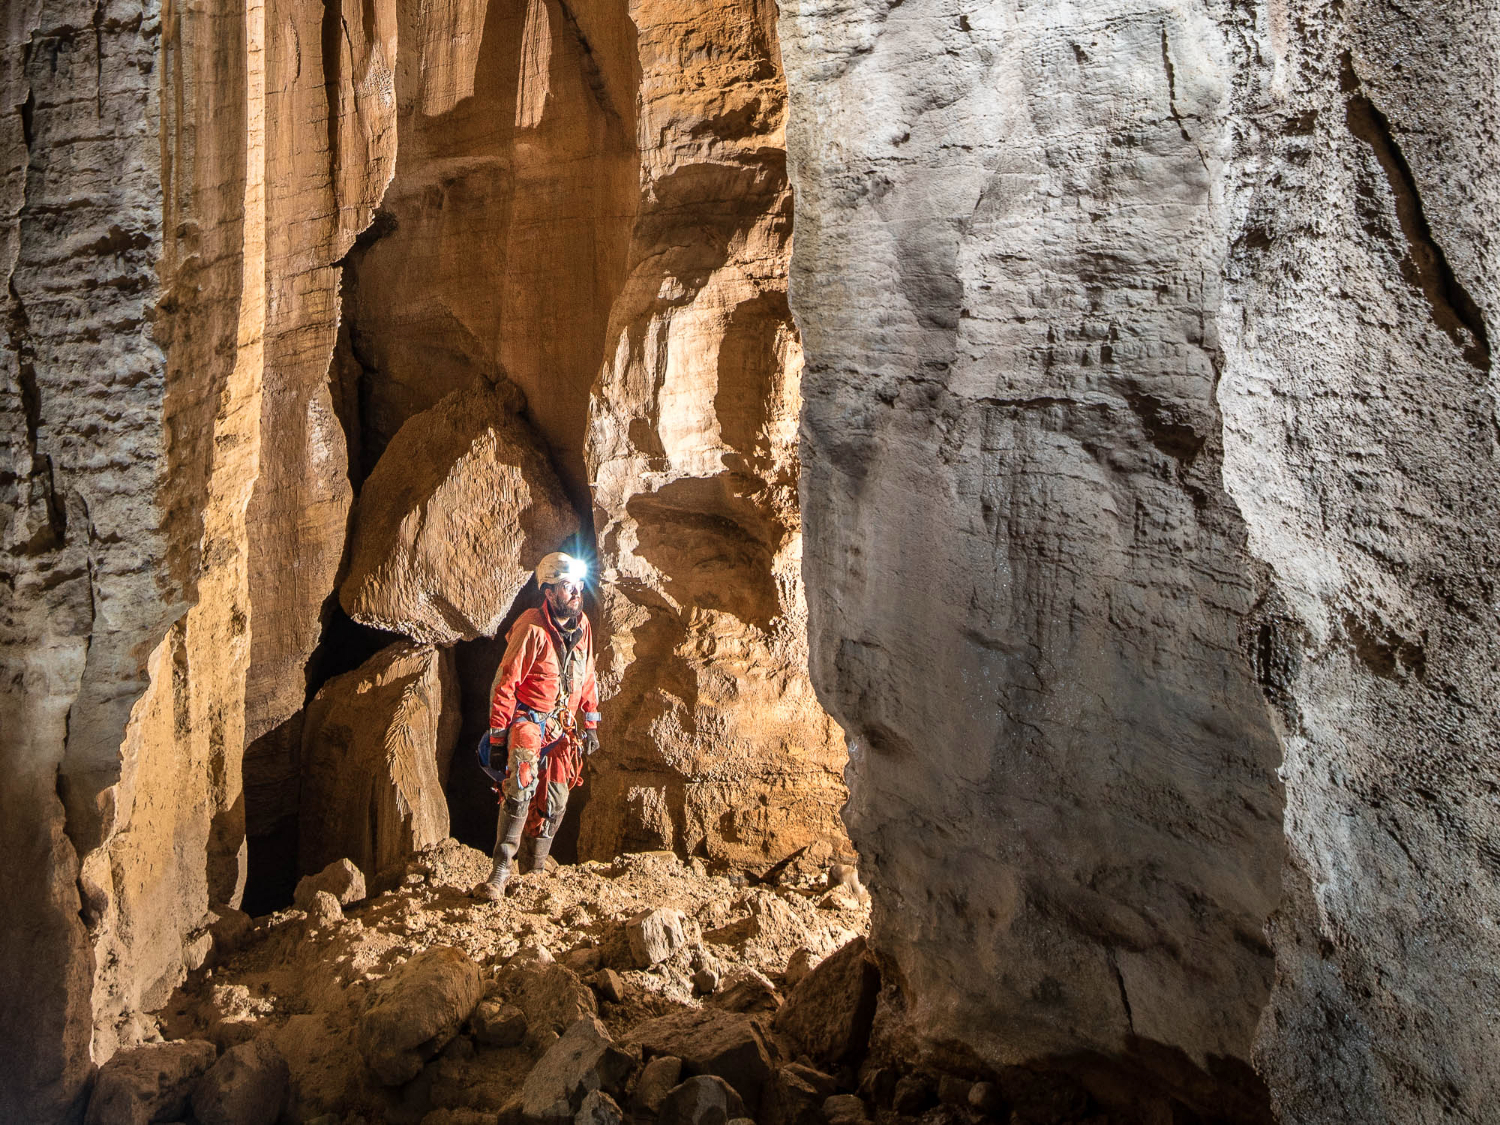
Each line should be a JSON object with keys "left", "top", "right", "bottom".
{"left": 2, "top": 0, "right": 265, "bottom": 1116}
{"left": 300, "top": 642, "right": 461, "bottom": 877}
{"left": 780, "top": 0, "right": 1499, "bottom": 1121}
{"left": 578, "top": 0, "right": 849, "bottom": 867}
{"left": 339, "top": 380, "right": 578, "bottom": 644}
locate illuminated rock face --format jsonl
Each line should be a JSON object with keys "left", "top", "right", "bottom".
{"left": 1, "top": 0, "right": 841, "bottom": 1116}
{"left": 781, "top": 0, "right": 1500, "bottom": 1119}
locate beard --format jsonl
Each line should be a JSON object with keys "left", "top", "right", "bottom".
{"left": 545, "top": 587, "right": 582, "bottom": 627}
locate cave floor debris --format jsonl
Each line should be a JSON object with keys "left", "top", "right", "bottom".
{"left": 156, "top": 843, "right": 873, "bottom": 1124}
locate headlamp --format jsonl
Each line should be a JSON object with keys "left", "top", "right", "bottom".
{"left": 565, "top": 557, "right": 589, "bottom": 583}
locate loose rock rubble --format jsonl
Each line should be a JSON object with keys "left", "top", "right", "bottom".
{"left": 137, "top": 842, "right": 1188, "bottom": 1123}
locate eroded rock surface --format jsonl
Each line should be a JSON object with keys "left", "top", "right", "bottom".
{"left": 780, "top": 0, "right": 1499, "bottom": 1121}
{"left": 339, "top": 380, "right": 578, "bottom": 644}
{"left": 300, "top": 643, "right": 461, "bottom": 877}
{"left": 578, "top": 0, "right": 849, "bottom": 868}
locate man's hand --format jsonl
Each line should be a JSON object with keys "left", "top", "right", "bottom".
{"left": 581, "top": 729, "right": 600, "bottom": 757}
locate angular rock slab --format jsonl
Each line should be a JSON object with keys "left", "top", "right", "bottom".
{"left": 519, "top": 1015, "right": 632, "bottom": 1123}
{"left": 357, "top": 946, "right": 484, "bottom": 1085}
{"left": 658, "top": 1075, "right": 747, "bottom": 1125}
{"left": 299, "top": 642, "right": 460, "bottom": 878}
{"left": 626, "top": 1008, "right": 773, "bottom": 1112}
{"left": 85, "top": 1039, "right": 218, "bottom": 1125}
{"left": 625, "top": 907, "right": 694, "bottom": 968}
{"left": 772, "top": 937, "right": 879, "bottom": 1068}
{"left": 340, "top": 381, "right": 579, "bottom": 644}
{"left": 293, "top": 857, "right": 367, "bottom": 909}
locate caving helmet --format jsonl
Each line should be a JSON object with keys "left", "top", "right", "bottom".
{"left": 535, "top": 551, "right": 588, "bottom": 589}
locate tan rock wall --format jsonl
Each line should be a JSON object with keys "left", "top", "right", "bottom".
{"left": 579, "top": 0, "right": 848, "bottom": 866}
{"left": 1, "top": 0, "right": 264, "bottom": 1114}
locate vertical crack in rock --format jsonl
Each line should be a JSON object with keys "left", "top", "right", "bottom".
{"left": 1342, "top": 57, "right": 1491, "bottom": 373}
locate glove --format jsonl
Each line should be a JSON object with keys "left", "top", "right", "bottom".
{"left": 581, "top": 729, "right": 600, "bottom": 757}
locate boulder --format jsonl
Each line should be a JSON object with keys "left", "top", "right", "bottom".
{"left": 772, "top": 938, "right": 879, "bottom": 1067}
{"left": 626, "top": 1008, "right": 773, "bottom": 1112}
{"left": 518, "top": 1016, "right": 634, "bottom": 1123}
{"left": 85, "top": 1040, "right": 218, "bottom": 1125}
{"left": 625, "top": 908, "right": 693, "bottom": 968}
{"left": 506, "top": 961, "right": 599, "bottom": 1035}
{"left": 574, "top": 1089, "right": 624, "bottom": 1125}
{"left": 890, "top": 1075, "right": 935, "bottom": 1117}
{"left": 208, "top": 907, "right": 254, "bottom": 956}
{"left": 190, "top": 1039, "right": 290, "bottom": 1125}
{"left": 293, "top": 858, "right": 367, "bottom": 908}
{"left": 764, "top": 1064, "right": 836, "bottom": 1125}
{"left": 693, "top": 968, "right": 720, "bottom": 996}
{"left": 630, "top": 1055, "right": 683, "bottom": 1115}
{"left": 658, "top": 1076, "right": 746, "bottom": 1125}
{"left": 339, "top": 381, "right": 579, "bottom": 645}
{"left": 357, "top": 947, "right": 484, "bottom": 1085}
{"left": 299, "top": 642, "right": 460, "bottom": 877}
{"left": 472, "top": 998, "right": 528, "bottom": 1047}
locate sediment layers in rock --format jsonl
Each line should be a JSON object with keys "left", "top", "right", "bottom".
{"left": 299, "top": 642, "right": 461, "bottom": 877}
{"left": 577, "top": 0, "right": 849, "bottom": 868}
{"left": 781, "top": 0, "right": 1499, "bottom": 1120}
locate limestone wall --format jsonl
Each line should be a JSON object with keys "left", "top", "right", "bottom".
{"left": 779, "top": 0, "right": 1499, "bottom": 1119}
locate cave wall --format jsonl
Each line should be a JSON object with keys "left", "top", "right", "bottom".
{"left": 2, "top": 0, "right": 261, "bottom": 1115}
{"left": 780, "top": 0, "right": 1498, "bottom": 1120}
{"left": 578, "top": 0, "right": 850, "bottom": 867}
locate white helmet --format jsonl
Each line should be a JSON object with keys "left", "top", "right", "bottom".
{"left": 535, "top": 551, "right": 588, "bottom": 587}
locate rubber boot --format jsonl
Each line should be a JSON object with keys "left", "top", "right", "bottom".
{"left": 473, "top": 802, "right": 527, "bottom": 900}
{"left": 522, "top": 830, "right": 554, "bottom": 875}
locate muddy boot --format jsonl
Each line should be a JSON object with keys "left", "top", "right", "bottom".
{"left": 472, "top": 802, "right": 527, "bottom": 900}
{"left": 522, "top": 831, "right": 554, "bottom": 876}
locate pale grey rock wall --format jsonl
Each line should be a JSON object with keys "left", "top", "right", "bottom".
{"left": 781, "top": 0, "right": 1497, "bottom": 1120}
{"left": 1218, "top": 1, "right": 1500, "bottom": 1121}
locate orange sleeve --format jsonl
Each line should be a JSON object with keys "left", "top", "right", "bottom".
{"left": 490, "top": 625, "right": 541, "bottom": 730}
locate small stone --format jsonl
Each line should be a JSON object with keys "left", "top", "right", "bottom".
{"left": 472, "top": 998, "right": 528, "bottom": 1047}
{"left": 826, "top": 863, "right": 860, "bottom": 890}
{"left": 709, "top": 968, "right": 780, "bottom": 1014}
{"left": 817, "top": 885, "right": 862, "bottom": 913}
{"left": 190, "top": 1039, "right": 290, "bottom": 1125}
{"left": 85, "top": 1040, "right": 218, "bottom": 1125}
{"left": 304, "top": 890, "right": 343, "bottom": 929}
{"left": 658, "top": 1075, "right": 746, "bottom": 1125}
{"left": 526, "top": 1025, "right": 562, "bottom": 1055}
{"left": 630, "top": 1055, "right": 683, "bottom": 1115}
{"left": 574, "top": 1089, "right": 624, "bottom": 1125}
{"left": 891, "top": 1074, "right": 935, "bottom": 1116}
{"left": 938, "top": 1075, "right": 972, "bottom": 1106}
{"left": 783, "top": 948, "right": 819, "bottom": 988}
{"left": 822, "top": 1093, "right": 870, "bottom": 1125}
{"left": 563, "top": 947, "right": 603, "bottom": 975}
{"left": 293, "top": 857, "right": 367, "bottom": 909}
{"left": 693, "top": 968, "right": 720, "bottom": 996}
{"left": 968, "top": 1081, "right": 1003, "bottom": 1114}
{"left": 592, "top": 968, "right": 625, "bottom": 1004}
{"left": 625, "top": 908, "right": 693, "bottom": 968}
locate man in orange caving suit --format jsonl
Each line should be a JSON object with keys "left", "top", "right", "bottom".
{"left": 472, "top": 551, "right": 601, "bottom": 900}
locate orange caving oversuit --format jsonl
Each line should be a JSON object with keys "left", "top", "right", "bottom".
{"left": 487, "top": 605, "right": 600, "bottom": 841}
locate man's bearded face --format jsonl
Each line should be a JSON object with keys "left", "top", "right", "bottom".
{"left": 544, "top": 579, "right": 583, "bottom": 623}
